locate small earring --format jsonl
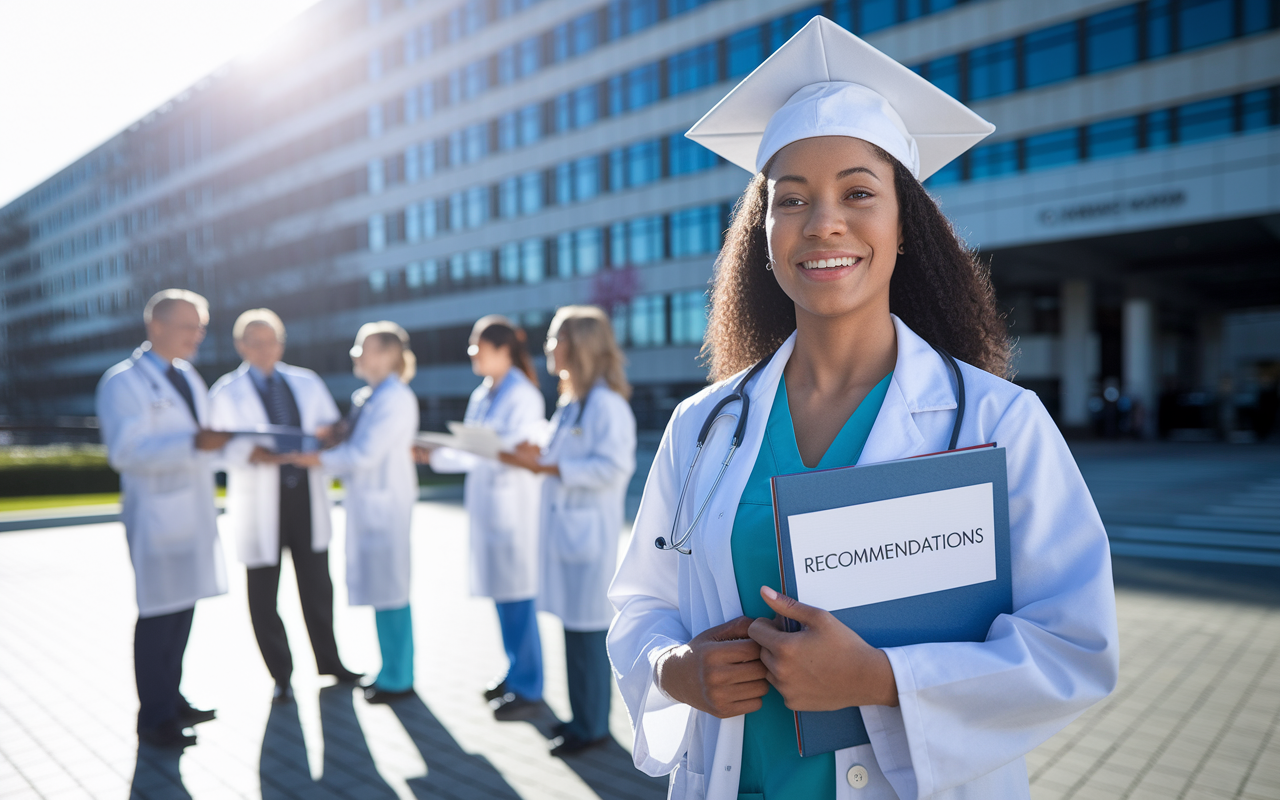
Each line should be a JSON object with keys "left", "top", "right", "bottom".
{"left": 765, "top": 258, "right": 775, "bottom": 272}
{"left": 897, "top": 244, "right": 905, "bottom": 255}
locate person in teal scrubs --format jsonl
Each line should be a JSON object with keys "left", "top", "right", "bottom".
{"left": 731, "top": 374, "right": 891, "bottom": 799}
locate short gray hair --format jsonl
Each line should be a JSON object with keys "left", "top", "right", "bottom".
{"left": 144, "top": 289, "right": 209, "bottom": 324}
{"left": 233, "top": 308, "right": 287, "bottom": 343}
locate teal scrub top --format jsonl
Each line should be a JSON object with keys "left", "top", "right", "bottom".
{"left": 731, "top": 372, "right": 893, "bottom": 800}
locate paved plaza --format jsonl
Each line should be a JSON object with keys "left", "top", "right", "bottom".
{"left": 0, "top": 443, "right": 1278, "bottom": 799}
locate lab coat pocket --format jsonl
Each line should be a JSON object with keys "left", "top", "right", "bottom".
{"left": 357, "top": 489, "right": 395, "bottom": 541}
{"left": 143, "top": 486, "right": 198, "bottom": 553}
{"left": 550, "top": 506, "right": 604, "bottom": 564}
{"left": 488, "top": 473, "right": 520, "bottom": 538}
{"left": 668, "top": 762, "right": 705, "bottom": 800}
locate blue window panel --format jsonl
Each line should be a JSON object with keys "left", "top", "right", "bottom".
{"left": 556, "top": 231, "right": 575, "bottom": 278}
{"left": 669, "top": 134, "right": 718, "bottom": 176}
{"left": 831, "top": 0, "right": 854, "bottom": 31}
{"left": 497, "top": 46, "right": 518, "bottom": 84}
{"left": 404, "top": 147, "right": 419, "bottom": 183}
{"left": 1147, "top": 0, "right": 1173, "bottom": 58}
{"left": 1243, "top": 0, "right": 1273, "bottom": 33}
{"left": 629, "top": 294, "right": 668, "bottom": 347}
{"left": 497, "top": 112, "right": 518, "bottom": 151}
{"left": 573, "top": 86, "right": 600, "bottom": 128}
{"left": 1086, "top": 6, "right": 1139, "bottom": 74}
{"left": 1179, "top": 0, "right": 1234, "bottom": 51}
{"left": 465, "top": 61, "right": 488, "bottom": 99}
{"left": 1241, "top": 89, "right": 1274, "bottom": 130}
{"left": 629, "top": 216, "right": 666, "bottom": 264}
{"left": 728, "top": 26, "right": 763, "bottom": 78}
{"left": 576, "top": 228, "right": 603, "bottom": 275}
{"left": 553, "top": 93, "right": 573, "bottom": 134}
{"left": 769, "top": 7, "right": 823, "bottom": 52}
{"left": 421, "top": 199, "right": 438, "bottom": 239}
{"left": 464, "top": 0, "right": 487, "bottom": 35}
{"left": 448, "top": 130, "right": 466, "bottom": 166}
{"left": 1178, "top": 96, "right": 1235, "bottom": 142}
{"left": 419, "top": 82, "right": 436, "bottom": 119}
{"left": 1025, "top": 129, "right": 1080, "bottom": 171}
{"left": 555, "top": 163, "right": 574, "bottom": 205}
{"left": 671, "top": 290, "right": 708, "bottom": 346}
{"left": 518, "top": 104, "right": 542, "bottom": 145}
{"left": 552, "top": 23, "right": 571, "bottom": 63}
{"left": 574, "top": 157, "right": 601, "bottom": 200}
{"left": 1146, "top": 109, "right": 1174, "bottom": 149}
{"left": 968, "top": 40, "right": 1017, "bottom": 100}
{"left": 669, "top": 0, "right": 714, "bottom": 14}
{"left": 670, "top": 205, "right": 720, "bottom": 257}
{"left": 669, "top": 43, "right": 719, "bottom": 96}
{"left": 923, "top": 159, "right": 961, "bottom": 187}
{"left": 499, "top": 243, "right": 521, "bottom": 283}
{"left": 423, "top": 258, "right": 440, "bottom": 285}
{"left": 1086, "top": 117, "right": 1139, "bottom": 159}
{"left": 931, "top": 0, "right": 958, "bottom": 12}
{"left": 465, "top": 123, "right": 487, "bottom": 162}
{"left": 368, "top": 215, "right": 386, "bottom": 252}
{"left": 606, "top": 0, "right": 625, "bottom": 40}
{"left": 518, "top": 37, "right": 541, "bottom": 77}
{"left": 498, "top": 178, "right": 519, "bottom": 218}
{"left": 449, "top": 254, "right": 466, "bottom": 283}
{"left": 519, "top": 172, "right": 544, "bottom": 215}
{"left": 520, "top": 239, "right": 544, "bottom": 283}
{"left": 1024, "top": 22, "right": 1078, "bottom": 88}
{"left": 572, "top": 12, "right": 600, "bottom": 56}
{"left": 447, "top": 8, "right": 464, "bottom": 42}
{"left": 969, "top": 141, "right": 1019, "bottom": 180}
{"left": 607, "top": 75, "right": 626, "bottom": 116}
{"left": 627, "top": 0, "right": 660, "bottom": 34}
{"left": 467, "top": 249, "right": 491, "bottom": 282}
{"left": 627, "top": 141, "right": 662, "bottom": 187}
{"left": 860, "top": 0, "right": 898, "bottom": 34}
{"left": 419, "top": 141, "right": 438, "bottom": 178}
{"left": 609, "top": 221, "right": 628, "bottom": 265}
{"left": 448, "top": 69, "right": 464, "bottom": 106}
{"left": 609, "top": 148, "right": 627, "bottom": 190}
{"left": 448, "top": 192, "right": 466, "bottom": 231}
{"left": 403, "top": 89, "right": 419, "bottom": 123}
{"left": 926, "top": 54, "right": 961, "bottom": 99}
{"left": 626, "top": 65, "right": 661, "bottom": 110}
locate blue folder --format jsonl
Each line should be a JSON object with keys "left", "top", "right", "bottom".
{"left": 769, "top": 445, "right": 1011, "bottom": 757}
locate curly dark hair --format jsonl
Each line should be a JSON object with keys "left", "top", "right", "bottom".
{"left": 702, "top": 146, "right": 1011, "bottom": 381}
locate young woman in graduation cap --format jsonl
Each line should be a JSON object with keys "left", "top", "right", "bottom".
{"left": 607, "top": 17, "right": 1118, "bottom": 800}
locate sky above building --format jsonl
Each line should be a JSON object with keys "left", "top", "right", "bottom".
{"left": 0, "top": 0, "right": 322, "bottom": 208}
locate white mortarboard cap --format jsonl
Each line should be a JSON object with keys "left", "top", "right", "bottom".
{"left": 685, "top": 16, "right": 995, "bottom": 180}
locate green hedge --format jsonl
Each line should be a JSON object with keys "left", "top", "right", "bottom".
{"left": 0, "top": 445, "right": 118, "bottom": 497}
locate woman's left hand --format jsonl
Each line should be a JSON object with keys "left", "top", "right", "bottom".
{"left": 498, "top": 441, "right": 550, "bottom": 474}
{"left": 281, "top": 451, "right": 322, "bottom": 468}
{"left": 747, "top": 586, "right": 899, "bottom": 711}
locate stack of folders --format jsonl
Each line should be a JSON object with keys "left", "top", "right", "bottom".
{"left": 770, "top": 444, "right": 1012, "bottom": 757}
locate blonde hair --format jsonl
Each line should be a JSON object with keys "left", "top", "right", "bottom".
{"left": 355, "top": 321, "right": 416, "bottom": 383}
{"left": 548, "top": 305, "right": 630, "bottom": 401}
{"left": 233, "top": 308, "right": 286, "bottom": 342}
{"left": 144, "top": 289, "right": 209, "bottom": 324}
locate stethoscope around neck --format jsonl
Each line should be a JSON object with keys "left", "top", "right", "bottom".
{"left": 654, "top": 342, "right": 966, "bottom": 555}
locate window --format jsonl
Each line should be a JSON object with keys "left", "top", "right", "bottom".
{"left": 1024, "top": 22, "right": 1078, "bottom": 88}
{"left": 576, "top": 228, "right": 603, "bottom": 275}
{"left": 728, "top": 26, "right": 763, "bottom": 78}
{"left": 405, "top": 202, "right": 422, "bottom": 241}
{"left": 968, "top": 141, "right": 1019, "bottom": 179}
{"left": 518, "top": 104, "right": 542, "bottom": 145}
{"left": 628, "top": 215, "right": 665, "bottom": 264}
{"left": 668, "top": 43, "right": 719, "bottom": 96}
{"left": 1086, "top": 6, "right": 1139, "bottom": 74}
{"left": 1085, "top": 117, "right": 1138, "bottom": 159}
{"left": 404, "top": 88, "right": 419, "bottom": 122}
{"left": 556, "top": 231, "right": 574, "bottom": 278}
{"left": 769, "top": 7, "right": 822, "bottom": 52}
{"left": 924, "top": 159, "right": 962, "bottom": 187}
{"left": 518, "top": 36, "right": 541, "bottom": 77}
{"left": 497, "top": 46, "right": 517, "bottom": 84}
{"left": 519, "top": 172, "right": 544, "bottom": 215}
{"left": 552, "top": 23, "right": 571, "bottom": 63}
{"left": 670, "top": 205, "right": 721, "bottom": 258}
{"left": 421, "top": 199, "right": 439, "bottom": 238}
{"left": 553, "top": 93, "right": 573, "bottom": 134}
{"left": 367, "top": 159, "right": 385, "bottom": 194}
{"left": 626, "top": 0, "right": 660, "bottom": 35}
{"left": 609, "top": 148, "right": 626, "bottom": 190}
{"left": 924, "top": 54, "right": 961, "bottom": 99}
{"left": 1179, "top": 0, "right": 1234, "bottom": 51}
{"left": 860, "top": 0, "right": 898, "bottom": 34}
{"left": 627, "top": 141, "right": 662, "bottom": 187}
{"left": 448, "top": 69, "right": 464, "bottom": 105}
{"left": 498, "top": 112, "right": 518, "bottom": 151}
{"left": 626, "top": 65, "right": 661, "bottom": 111}
{"left": 1242, "top": 89, "right": 1274, "bottom": 130}
{"left": 669, "top": 134, "right": 718, "bottom": 176}
{"left": 629, "top": 294, "right": 667, "bottom": 347}
{"left": 464, "top": 123, "right": 488, "bottom": 162}
{"left": 420, "top": 141, "right": 438, "bottom": 178}
{"left": 499, "top": 243, "right": 521, "bottom": 282}
{"left": 367, "top": 105, "right": 383, "bottom": 138}
{"left": 467, "top": 249, "right": 491, "bottom": 283}
{"left": 555, "top": 163, "right": 574, "bottom": 205}
{"left": 422, "top": 258, "right": 440, "bottom": 286}
{"left": 419, "top": 82, "right": 436, "bottom": 119}
{"left": 465, "top": 186, "right": 489, "bottom": 228}
{"left": 1177, "top": 96, "right": 1235, "bottom": 142}
{"left": 449, "top": 253, "right": 466, "bottom": 283}
{"left": 573, "top": 85, "right": 600, "bottom": 128}
{"left": 405, "top": 146, "right": 420, "bottom": 183}
{"left": 448, "top": 192, "right": 465, "bottom": 230}
{"left": 520, "top": 238, "right": 544, "bottom": 283}
{"left": 498, "top": 177, "right": 519, "bottom": 218}
{"left": 1024, "top": 128, "right": 1080, "bottom": 171}
{"left": 670, "top": 290, "right": 708, "bottom": 346}
{"left": 1243, "top": 0, "right": 1274, "bottom": 33}
{"left": 1146, "top": 109, "right": 1174, "bottom": 149}
{"left": 968, "top": 39, "right": 1017, "bottom": 100}
{"left": 571, "top": 12, "right": 600, "bottom": 56}
{"left": 574, "top": 157, "right": 601, "bottom": 201}
{"left": 368, "top": 269, "right": 387, "bottom": 294}
{"left": 448, "top": 130, "right": 466, "bottom": 167}
{"left": 368, "top": 215, "right": 386, "bottom": 251}
{"left": 1147, "top": 0, "right": 1173, "bottom": 58}
{"left": 669, "top": 0, "right": 714, "bottom": 14}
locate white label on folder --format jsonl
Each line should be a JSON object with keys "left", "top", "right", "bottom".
{"left": 787, "top": 483, "right": 996, "bottom": 611}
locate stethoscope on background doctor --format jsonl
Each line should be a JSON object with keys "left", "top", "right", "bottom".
{"left": 655, "top": 343, "right": 966, "bottom": 555}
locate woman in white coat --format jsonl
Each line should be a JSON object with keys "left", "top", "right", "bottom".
{"left": 607, "top": 18, "right": 1118, "bottom": 800}
{"left": 420, "top": 315, "right": 548, "bottom": 718}
{"left": 503, "top": 306, "right": 636, "bottom": 757}
{"left": 278, "top": 322, "right": 420, "bottom": 704}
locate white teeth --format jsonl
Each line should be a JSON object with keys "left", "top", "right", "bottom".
{"left": 800, "top": 257, "right": 858, "bottom": 270}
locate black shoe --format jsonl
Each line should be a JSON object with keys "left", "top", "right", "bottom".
{"left": 138, "top": 725, "right": 197, "bottom": 749}
{"left": 491, "top": 692, "right": 541, "bottom": 721}
{"left": 272, "top": 684, "right": 294, "bottom": 705}
{"left": 363, "top": 686, "right": 414, "bottom": 704}
{"left": 549, "top": 733, "right": 609, "bottom": 758}
{"left": 323, "top": 668, "right": 364, "bottom": 684}
{"left": 177, "top": 705, "right": 216, "bottom": 726}
{"left": 549, "top": 720, "right": 567, "bottom": 738}
{"left": 482, "top": 678, "right": 509, "bottom": 702}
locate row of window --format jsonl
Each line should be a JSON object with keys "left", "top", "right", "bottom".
{"left": 613, "top": 289, "right": 708, "bottom": 348}
{"left": 913, "top": 0, "right": 1278, "bottom": 104}
{"left": 366, "top": 201, "right": 728, "bottom": 303}
{"left": 928, "top": 85, "right": 1280, "bottom": 185}
{"left": 368, "top": 130, "right": 721, "bottom": 249}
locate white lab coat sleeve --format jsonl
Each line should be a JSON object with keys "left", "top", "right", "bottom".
{"left": 313, "top": 375, "right": 342, "bottom": 427}
{"left": 321, "top": 389, "right": 416, "bottom": 475}
{"left": 428, "top": 392, "right": 484, "bottom": 474}
{"left": 868, "top": 390, "right": 1119, "bottom": 799}
{"left": 97, "top": 373, "right": 197, "bottom": 474}
{"left": 207, "top": 378, "right": 254, "bottom": 469}
{"left": 557, "top": 393, "right": 636, "bottom": 490}
{"left": 608, "top": 413, "right": 697, "bottom": 776}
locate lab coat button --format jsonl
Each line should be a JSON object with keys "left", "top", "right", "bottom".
{"left": 846, "top": 764, "right": 869, "bottom": 789}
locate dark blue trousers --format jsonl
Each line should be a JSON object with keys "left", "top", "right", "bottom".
{"left": 563, "top": 629, "right": 611, "bottom": 742}
{"left": 134, "top": 606, "right": 194, "bottom": 734}
{"left": 495, "top": 599, "right": 543, "bottom": 700}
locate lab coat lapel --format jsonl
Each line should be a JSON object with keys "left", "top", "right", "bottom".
{"left": 858, "top": 316, "right": 958, "bottom": 464}
{"left": 132, "top": 348, "right": 199, "bottom": 430}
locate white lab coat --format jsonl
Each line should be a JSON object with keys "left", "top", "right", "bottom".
{"left": 96, "top": 348, "right": 228, "bottom": 618}
{"left": 320, "top": 376, "right": 420, "bottom": 610}
{"left": 608, "top": 316, "right": 1119, "bottom": 800}
{"left": 207, "top": 362, "right": 342, "bottom": 568}
{"left": 540, "top": 382, "right": 637, "bottom": 631}
{"left": 429, "top": 369, "right": 547, "bottom": 602}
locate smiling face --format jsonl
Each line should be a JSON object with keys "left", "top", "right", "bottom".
{"left": 146, "top": 300, "right": 206, "bottom": 362}
{"left": 765, "top": 136, "right": 902, "bottom": 323}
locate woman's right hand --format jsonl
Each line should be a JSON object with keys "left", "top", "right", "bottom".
{"left": 655, "top": 616, "right": 769, "bottom": 719}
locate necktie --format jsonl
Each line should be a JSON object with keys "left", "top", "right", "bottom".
{"left": 166, "top": 365, "right": 199, "bottom": 422}
{"left": 265, "top": 374, "right": 304, "bottom": 490}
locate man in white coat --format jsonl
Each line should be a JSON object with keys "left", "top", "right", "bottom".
{"left": 96, "top": 289, "right": 232, "bottom": 749}
{"left": 208, "top": 309, "right": 362, "bottom": 705}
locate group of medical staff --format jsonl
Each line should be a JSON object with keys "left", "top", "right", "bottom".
{"left": 96, "top": 292, "right": 635, "bottom": 759}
